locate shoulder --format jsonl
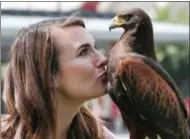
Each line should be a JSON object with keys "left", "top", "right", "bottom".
{"left": 103, "top": 127, "right": 118, "bottom": 139}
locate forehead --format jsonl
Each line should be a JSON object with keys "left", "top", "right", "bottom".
{"left": 52, "top": 26, "right": 95, "bottom": 49}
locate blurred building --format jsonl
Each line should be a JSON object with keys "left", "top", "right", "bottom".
{"left": 1, "top": 2, "right": 189, "bottom": 18}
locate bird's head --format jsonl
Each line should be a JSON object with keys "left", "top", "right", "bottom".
{"left": 109, "top": 8, "right": 151, "bottom": 32}
{"left": 109, "top": 8, "right": 157, "bottom": 60}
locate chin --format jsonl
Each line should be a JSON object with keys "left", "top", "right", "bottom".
{"left": 95, "top": 87, "right": 108, "bottom": 98}
{"left": 82, "top": 82, "right": 108, "bottom": 100}
{"left": 84, "top": 90, "right": 104, "bottom": 101}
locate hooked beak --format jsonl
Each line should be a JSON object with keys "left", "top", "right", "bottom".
{"left": 109, "top": 16, "right": 126, "bottom": 31}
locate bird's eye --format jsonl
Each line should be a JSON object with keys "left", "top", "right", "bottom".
{"left": 125, "top": 14, "right": 132, "bottom": 21}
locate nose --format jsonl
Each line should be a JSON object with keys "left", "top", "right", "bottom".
{"left": 96, "top": 51, "right": 108, "bottom": 68}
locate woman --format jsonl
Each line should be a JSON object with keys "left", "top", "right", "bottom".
{"left": 1, "top": 17, "right": 117, "bottom": 139}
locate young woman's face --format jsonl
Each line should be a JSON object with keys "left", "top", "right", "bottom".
{"left": 52, "top": 26, "right": 108, "bottom": 101}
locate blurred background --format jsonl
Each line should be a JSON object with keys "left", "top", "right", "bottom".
{"left": 1, "top": 2, "right": 189, "bottom": 138}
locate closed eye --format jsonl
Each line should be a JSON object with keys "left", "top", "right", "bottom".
{"left": 79, "top": 47, "right": 88, "bottom": 56}
{"left": 76, "top": 43, "right": 96, "bottom": 57}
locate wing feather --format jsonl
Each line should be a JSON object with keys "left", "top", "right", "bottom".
{"left": 116, "top": 53, "right": 189, "bottom": 138}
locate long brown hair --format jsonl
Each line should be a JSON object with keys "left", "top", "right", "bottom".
{"left": 1, "top": 17, "right": 105, "bottom": 139}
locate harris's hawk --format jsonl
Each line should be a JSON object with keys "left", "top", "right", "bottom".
{"left": 107, "top": 8, "right": 189, "bottom": 139}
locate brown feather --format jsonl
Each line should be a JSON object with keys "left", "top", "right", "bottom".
{"left": 108, "top": 8, "right": 189, "bottom": 139}
{"left": 117, "top": 57, "right": 179, "bottom": 116}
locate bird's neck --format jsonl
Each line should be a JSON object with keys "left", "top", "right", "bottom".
{"left": 122, "top": 29, "right": 157, "bottom": 61}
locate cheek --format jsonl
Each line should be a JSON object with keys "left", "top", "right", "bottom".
{"left": 65, "top": 53, "right": 99, "bottom": 85}
{"left": 72, "top": 59, "right": 95, "bottom": 82}
{"left": 59, "top": 59, "right": 96, "bottom": 98}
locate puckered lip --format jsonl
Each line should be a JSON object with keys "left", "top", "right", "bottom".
{"left": 97, "top": 71, "right": 107, "bottom": 78}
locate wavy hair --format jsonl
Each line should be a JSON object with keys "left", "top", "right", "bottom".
{"left": 1, "top": 17, "right": 105, "bottom": 139}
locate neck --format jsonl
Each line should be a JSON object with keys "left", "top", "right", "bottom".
{"left": 123, "top": 26, "right": 157, "bottom": 61}
{"left": 55, "top": 93, "right": 83, "bottom": 139}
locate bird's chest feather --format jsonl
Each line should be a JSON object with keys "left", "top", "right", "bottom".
{"left": 107, "top": 51, "right": 149, "bottom": 128}
{"left": 107, "top": 44, "right": 134, "bottom": 110}
{"left": 107, "top": 42, "right": 132, "bottom": 87}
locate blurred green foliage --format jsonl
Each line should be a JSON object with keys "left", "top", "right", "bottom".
{"left": 156, "top": 44, "right": 189, "bottom": 97}
{"left": 154, "top": 4, "right": 189, "bottom": 97}
{"left": 154, "top": 3, "right": 189, "bottom": 24}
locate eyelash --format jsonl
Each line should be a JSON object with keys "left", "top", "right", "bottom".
{"left": 79, "top": 46, "right": 98, "bottom": 57}
{"left": 80, "top": 48, "right": 88, "bottom": 56}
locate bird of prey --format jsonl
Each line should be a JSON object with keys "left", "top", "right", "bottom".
{"left": 107, "top": 8, "right": 189, "bottom": 139}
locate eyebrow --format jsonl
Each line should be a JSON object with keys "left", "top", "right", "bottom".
{"left": 77, "top": 42, "right": 96, "bottom": 51}
{"left": 75, "top": 43, "right": 89, "bottom": 56}
{"left": 78, "top": 43, "right": 91, "bottom": 50}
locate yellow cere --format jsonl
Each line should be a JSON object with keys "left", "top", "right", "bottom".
{"left": 112, "top": 16, "right": 126, "bottom": 26}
